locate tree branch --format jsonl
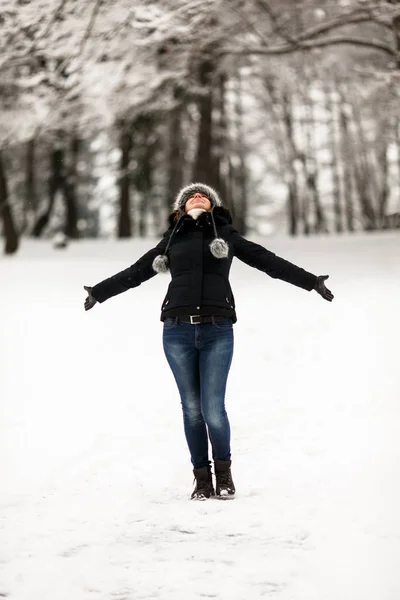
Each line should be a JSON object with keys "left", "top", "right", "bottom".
{"left": 254, "top": 0, "right": 301, "bottom": 46}
{"left": 252, "top": 1, "right": 396, "bottom": 43}
{"left": 222, "top": 36, "right": 397, "bottom": 57}
{"left": 233, "top": 2, "right": 397, "bottom": 61}
{"left": 34, "top": 0, "right": 70, "bottom": 44}
{"left": 46, "top": 0, "right": 103, "bottom": 82}
{"left": 229, "top": 4, "right": 271, "bottom": 46}
{"left": 0, "top": 0, "right": 70, "bottom": 72}
{"left": 77, "top": 0, "right": 103, "bottom": 56}
{"left": 296, "top": 10, "right": 397, "bottom": 41}
{"left": 3, "top": 0, "right": 68, "bottom": 51}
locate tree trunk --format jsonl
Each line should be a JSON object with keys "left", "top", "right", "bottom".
{"left": 299, "top": 173, "right": 311, "bottom": 235}
{"left": 130, "top": 115, "right": 158, "bottom": 237}
{"left": 281, "top": 90, "right": 299, "bottom": 236}
{"left": 307, "top": 168, "right": 328, "bottom": 234}
{"left": 337, "top": 100, "right": 355, "bottom": 232}
{"left": 296, "top": 87, "right": 311, "bottom": 235}
{"left": 227, "top": 158, "right": 235, "bottom": 219}
{"left": 377, "top": 140, "right": 389, "bottom": 228}
{"left": 397, "top": 119, "right": 400, "bottom": 210}
{"left": 0, "top": 150, "right": 19, "bottom": 254}
{"left": 23, "top": 138, "right": 37, "bottom": 234}
{"left": 263, "top": 77, "right": 295, "bottom": 235}
{"left": 192, "top": 58, "right": 217, "bottom": 186}
{"left": 118, "top": 127, "right": 133, "bottom": 238}
{"left": 347, "top": 97, "right": 377, "bottom": 230}
{"left": 393, "top": 14, "right": 400, "bottom": 69}
{"left": 232, "top": 70, "right": 248, "bottom": 235}
{"left": 352, "top": 157, "right": 377, "bottom": 230}
{"left": 136, "top": 120, "right": 154, "bottom": 238}
{"left": 32, "top": 147, "right": 63, "bottom": 237}
{"left": 63, "top": 135, "right": 80, "bottom": 239}
{"left": 32, "top": 134, "right": 80, "bottom": 238}
{"left": 213, "top": 74, "right": 227, "bottom": 206}
{"left": 326, "top": 86, "right": 343, "bottom": 233}
{"left": 214, "top": 73, "right": 237, "bottom": 220}
{"left": 302, "top": 86, "right": 328, "bottom": 234}
{"left": 287, "top": 179, "right": 298, "bottom": 237}
{"left": 166, "top": 87, "right": 185, "bottom": 210}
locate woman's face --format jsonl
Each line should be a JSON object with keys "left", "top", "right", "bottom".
{"left": 184, "top": 192, "right": 211, "bottom": 212}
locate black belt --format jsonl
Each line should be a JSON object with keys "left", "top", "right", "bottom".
{"left": 177, "top": 315, "right": 229, "bottom": 325}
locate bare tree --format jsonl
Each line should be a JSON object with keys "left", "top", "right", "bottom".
{"left": 192, "top": 56, "right": 218, "bottom": 187}
{"left": 0, "top": 150, "right": 19, "bottom": 254}
{"left": 325, "top": 85, "right": 343, "bottom": 233}
{"left": 21, "top": 138, "right": 38, "bottom": 234}
{"left": 117, "top": 124, "right": 133, "bottom": 239}
{"left": 32, "top": 133, "right": 80, "bottom": 238}
{"left": 166, "top": 87, "right": 185, "bottom": 210}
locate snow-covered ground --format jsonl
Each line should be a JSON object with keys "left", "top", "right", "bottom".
{"left": 1, "top": 231, "right": 400, "bottom": 600}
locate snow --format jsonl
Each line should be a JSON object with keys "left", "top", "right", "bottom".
{"left": 1, "top": 231, "right": 400, "bottom": 600}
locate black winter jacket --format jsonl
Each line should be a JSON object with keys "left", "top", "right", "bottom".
{"left": 91, "top": 207, "right": 318, "bottom": 322}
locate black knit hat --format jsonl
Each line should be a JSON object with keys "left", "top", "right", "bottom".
{"left": 152, "top": 183, "right": 229, "bottom": 274}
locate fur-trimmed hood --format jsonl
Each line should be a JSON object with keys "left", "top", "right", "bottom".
{"left": 173, "top": 182, "right": 222, "bottom": 212}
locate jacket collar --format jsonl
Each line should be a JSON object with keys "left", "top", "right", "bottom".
{"left": 167, "top": 206, "right": 232, "bottom": 228}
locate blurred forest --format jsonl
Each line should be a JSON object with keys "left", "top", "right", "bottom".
{"left": 1, "top": 0, "right": 400, "bottom": 254}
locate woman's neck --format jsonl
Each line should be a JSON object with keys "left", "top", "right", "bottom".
{"left": 187, "top": 208, "right": 207, "bottom": 220}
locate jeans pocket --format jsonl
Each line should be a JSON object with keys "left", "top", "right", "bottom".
{"left": 163, "top": 317, "right": 178, "bottom": 330}
{"left": 213, "top": 318, "right": 233, "bottom": 330}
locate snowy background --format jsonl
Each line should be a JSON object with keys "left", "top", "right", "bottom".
{"left": 1, "top": 232, "right": 400, "bottom": 600}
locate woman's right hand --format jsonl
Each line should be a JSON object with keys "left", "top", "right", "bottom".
{"left": 84, "top": 285, "right": 97, "bottom": 311}
{"left": 314, "top": 275, "right": 334, "bottom": 302}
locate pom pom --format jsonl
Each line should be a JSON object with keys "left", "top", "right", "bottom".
{"left": 209, "top": 238, "right": 229, "bottom": 259}
{"left": 152, "top": 254, "right": 169, "bottom": 273}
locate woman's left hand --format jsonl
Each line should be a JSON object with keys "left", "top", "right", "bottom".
{"left": 314, "top": 275, "right": 334, "bottom": 302}
{"left": 84, "top": 285, "right": 98, "bottom": 311}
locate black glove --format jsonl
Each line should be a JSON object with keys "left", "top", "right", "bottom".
{"left": 84, "top": 285, "right": 97, "bottom": 311}
{"left": 314, "top": 275, "right": 334, "bottom": 302}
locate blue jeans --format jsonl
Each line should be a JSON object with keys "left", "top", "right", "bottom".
{"left": 163, "top": 318, "right": 234, "bottom": 469}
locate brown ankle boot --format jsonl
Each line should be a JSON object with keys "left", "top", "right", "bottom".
{"left": 191, "top": 465, "right": 215, "bottom": 500}
{"left": 214, "top": 460, "right": 235, "bottom": 498}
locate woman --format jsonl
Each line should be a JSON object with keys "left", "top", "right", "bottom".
{"left": 84, "top": 183, "right": 334, "bottom": 501}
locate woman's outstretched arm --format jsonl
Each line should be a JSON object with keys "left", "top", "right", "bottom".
{"left": 228, "top": 226, "right": 334, "bottom": 300}
{"left": 85, "top": 234, "right": 169, "bottom": 307}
